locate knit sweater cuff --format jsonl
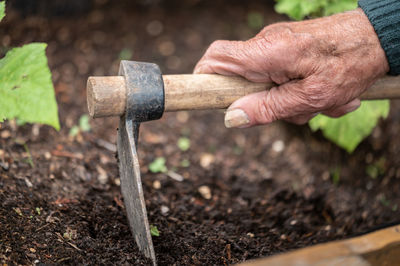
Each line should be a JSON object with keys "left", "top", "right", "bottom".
{"left": 359, "top": 0, "right": 400, "bottom": 75}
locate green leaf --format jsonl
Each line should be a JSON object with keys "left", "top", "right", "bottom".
{"left": 149, "top": 157, "right": 168, "bottom": 173}
{"left": 69, "top": 125, "right": 80, "bottom": 137}
{"left": 177, "top": 137, "right": 190, "bottom": 151}
{"left": 150, "top": 225, "right": 160, "bottom": 237}
{"left": 79, "top": 114, "right": 91, "bottom": 132}
{"left": 366, "top": 157, "right": 386, "bottom": 179}
{"left": 0, "top": 1, "right": 5, "bottom": 22}
{"left": 180, "top": 159, "right": 190, "bottom": 168}
{"left": 0, "top": 43, "right": 60, "bottom": 130}
{"left": 309, "top": 100, "right": 389, "bottom": 153}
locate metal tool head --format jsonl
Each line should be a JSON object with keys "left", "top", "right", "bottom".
{"left": 117, "top": 61, "right": 165, "bottom": 265}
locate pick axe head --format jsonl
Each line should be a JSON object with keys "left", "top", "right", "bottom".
{"left": 117, "top": 61, "right": 165, "bottom": 265}
{"left": 88, "top": 61, "right": 165, "bottom": 265}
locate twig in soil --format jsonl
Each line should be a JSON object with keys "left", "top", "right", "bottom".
{"left": 51, "top": 150, "right": 83, "bottom": 160}
{"left": 55, "top": 232, "right": 82, "bottom": 251}
{"left": 51, "top": 198, "right": 79, "bottom": 205}
{"left": 114, "top": 196, "right": 124, "bottom": 208}
{"left": 57, "top": 257, "right": 71, "bottom": 263}
{"left": 66, "top": 241, "right": 82, "bottom": 251}
{"left": 35, "top": 223, "right": 51, "bottom": 232}
{"left": 225, "top": 243, "right": 231, "bottom": 261}
{"left": 94, "top": 138, "right": 117, "bottom": 153}
{"left": 167, "top": 170, "right": 184, "bottom": 182}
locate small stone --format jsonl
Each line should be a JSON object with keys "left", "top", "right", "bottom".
{"left": 75, "top": 165, "right": 87, "bottom": 181}
{"left": 96, "top": 165, "right": 108, "bottom": 185}
{"left": 161, "top": 205, "right": 169, "bottom": 215}
{"left": 44, "top": 152, "right": 52, "bottom": 160}
{"left": 290, "top": 220, "right": 297, "bottom": 226}
{"left": 1, "top": 130, "right": 11, "bottom": 138}
{"left": 49, "top": 174, "right": 55, "bottom": 180}
{"left": 247, "top": 232, "right": 254, "bottom": 238}
{"left": 200, "top": 153, "right": 215, "bottom": 169}
{"left": 100, "top": 155, "right": 110, "bottom": 164}
{"left": 198, "top": 185, "right": 212, "bottom": 200}
{"left": 32, "top": 124, "right": 40, "bottom": 137}
{"left": 0, "top": 161, "right": 9, "bottom": 171}
{"left": 153, "top": 180, "right": 161, "bottom": 190}
{"left": 280, "top": 234, "right": 287, "bottom": 240}
{"left": 324, "top": 225, "right": 332, "bottom": 231}
{"left": 272, "top": 140, "right": 285, "bottom": 153}
{"left": 322, "top": 171, "right": 330, "bottom": 181}
{"left": 114, "top": 178, "right": 121, "bottom": 186}
{"left": 29, "top": 248, "right": 36, "bottom": 253}
{"left": 25, "top": 178, "right": 33, "bottom": 188}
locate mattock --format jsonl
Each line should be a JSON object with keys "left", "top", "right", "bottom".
{"left": 87, "top": 60, "right": 400, "bottom": 265}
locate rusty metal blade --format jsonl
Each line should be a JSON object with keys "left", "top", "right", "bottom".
{"left": 117, "top": 115, "right": 156, "bottom": 265}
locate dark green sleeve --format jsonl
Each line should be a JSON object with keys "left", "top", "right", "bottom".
{"left": 358, "top": 0, "right": 400, "bottom": 75}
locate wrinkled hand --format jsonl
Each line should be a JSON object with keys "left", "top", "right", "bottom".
{"left": 194, "top": 8, "right": 389, "bottom": 128}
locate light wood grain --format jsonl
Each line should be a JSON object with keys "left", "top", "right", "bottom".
{"left": 87, "top": 74, "right": 400, "bottom": 118}
{"left": 238, "top": 225, "right": 400, "bottom": 266}
{"left": 87, "top": 76, "right": 126, "bottom": 118}
{"left": 162, "top": 74, "right": 273, "bottom": 111}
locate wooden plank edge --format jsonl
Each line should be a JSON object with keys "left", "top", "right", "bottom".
{"left": 238, "top": 225, "right": 400, "bottom": 266}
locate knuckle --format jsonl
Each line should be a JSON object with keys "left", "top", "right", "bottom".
{"left": 304, "top": 82, "right": 335, "bottom": 110}
{"left": 206, "top": 40, "right": 223, "bottom": 54}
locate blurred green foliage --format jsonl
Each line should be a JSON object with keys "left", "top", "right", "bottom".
{"left": 0, "top": 1, "right": 4, "bottom": 20}
{"left": 150, "top": 225, "right": 160, "bottom": 237}
{"left": 69, "top": 114, "right": 91, "bottom": 137}
{"left": 149, "top": 157, "right": 168, "bottom": 173}
{"left": 275, "top": 0, "right": 358, "bottom": 20}
{"left": 177, "top": 137, "right": 191, "bottom": 151}
{"left": 309, "top": 101, "right": 390, "bottom": 153}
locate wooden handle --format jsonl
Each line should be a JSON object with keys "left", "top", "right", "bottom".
{"left": 87, "top": 74, "right": 400, "bottom": 118}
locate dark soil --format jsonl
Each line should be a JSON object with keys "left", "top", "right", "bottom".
{"left": 1, "top": 1, "right": 400, "bottom": 265}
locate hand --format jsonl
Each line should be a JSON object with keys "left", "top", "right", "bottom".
{"left": 194, "top": 8, "right": 389, "bottom": 128}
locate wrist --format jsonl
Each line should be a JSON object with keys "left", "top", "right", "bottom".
{"left": 351, "top": 8, "right": 390, "bottom": 76}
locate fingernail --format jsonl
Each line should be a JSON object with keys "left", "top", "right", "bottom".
{"left": 224, "top": 109, "right": 250, "bottom": 128}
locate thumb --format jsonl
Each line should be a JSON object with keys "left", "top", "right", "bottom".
{"left": 224, "top": 82, "right": 307, "bottom": 128}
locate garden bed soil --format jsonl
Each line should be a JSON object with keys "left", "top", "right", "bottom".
{"left": 1, "top": 1, "right": 400, "bottom": 265}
